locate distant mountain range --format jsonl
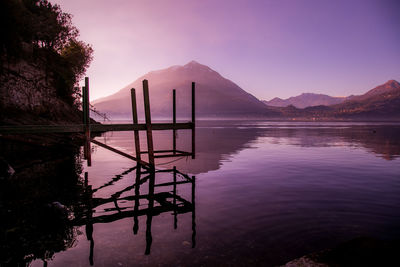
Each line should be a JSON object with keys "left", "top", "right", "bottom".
{"left": 263, "top": 93, "right": 347, "bottom": 108}
{"left": 276, "top": 80, "right": 400, "bottom": 120}
{"left": 93, "top": 61, "right": 277, "bottom": 119}
{"left": 93, "top": 61, "right": 400, "bottom": 120}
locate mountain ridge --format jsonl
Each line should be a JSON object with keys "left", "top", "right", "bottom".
{"left": 93, "top": 60, "right": 400, "bottom": 120}
{"left": 93, "top": 61, "right": 277, "bottom": 119}
{"left": 278, "top": 79, "right": 400, "bottom": 119}
{"left": 263, "top": 93, "right": 347, "bottom": 108}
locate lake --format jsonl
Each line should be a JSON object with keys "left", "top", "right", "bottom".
{"left": 3, "top": 121, "right": 400, "bottom": 266}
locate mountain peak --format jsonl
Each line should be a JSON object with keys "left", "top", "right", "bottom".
{"left": 384, "top": 80, "right": 400, "bottom": 87}
{"left": 93, "top": 61, "right": 269, "bottom": 118}
{"left": 187, "top": 60, "right": 200, "bottom": 64}
{"left": 183, "top": 60, "right": 217, "bottom": 74}
{"left": 184, "top": 60, "right": 202, "bottom": 67}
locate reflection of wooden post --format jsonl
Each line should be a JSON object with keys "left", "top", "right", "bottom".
{"left": 172, "top": 89, "right": 176, "bottom": 155}
{"left": 143, "top": 80, "right": 155, "bottom": 167}
{"left": 173, "top": 166, "right": 177, "bottom": 229}
{"left": 133, "top": 163, "right": 141, "bottom": 235}
{"left": 191, "top": 175, "right": 196, "bottom": 248}
{"left": 131, "top": 88, "right": 141, "bottom": 161}
{"left": 191, "top": 82, "right": 195, "bottom": 159}
{"left": 85, "top": 183, "right": 94, "bottom": 265}
{"left": 145, "top": 171, "right": 155, "bottom": 255}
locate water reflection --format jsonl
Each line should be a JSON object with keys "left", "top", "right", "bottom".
{"left": 0, "top": 140, "right": 196, "bottom": 266}
{"left": 1, "top": 121, "right": 400, "bottom": 266}
{"left": 100, "top": 122, "right": 400, "bottom": 174}
{"left": 73, "top": 165, "right": 195, "bottom": 265}
{"left": 0, "top": 145, "right": 85, "bottom": 266}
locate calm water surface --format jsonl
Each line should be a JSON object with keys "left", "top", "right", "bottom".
{"left": 11, "top": 121, "right": 400, "bottom": 266}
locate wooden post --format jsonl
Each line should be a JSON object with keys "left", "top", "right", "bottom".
{"left": 191, "top": 82, "right": 195, "bottom": 159}
{"left": 143, "top": 80, "right": 155, "bottom": 167}
{"left": 84, "top": 77, "right": 91, "bottom": 166}
{"left": 172, "top": 89, "right": 176, "bottom": 155}
{"left": 85, "top": 77, "right": 90, "bottom": 126}
{"left": 84, "top": 172, "right": 88, "bottom": 187}
{"left": 131, "top": 88, "right": 141, "bottom": 161}
{"left": 82, "top": 86, "right": 87, "bottom": 125}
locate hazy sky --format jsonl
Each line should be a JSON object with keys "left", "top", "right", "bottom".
{"left": 51, "top": 0, "right": 400, "bottom": 101}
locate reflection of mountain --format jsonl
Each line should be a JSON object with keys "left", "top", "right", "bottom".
{"left": 96, "top": 122, "right": 400, "bottom": 178}
{"left": 96, "top": 122, "right": 264, "bottom": 174}
{"left": 259, "top": 125, "right": 400, "bottom": 160}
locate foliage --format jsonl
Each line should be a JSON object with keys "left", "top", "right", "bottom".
{"left": 0, "top": 0, "right": 93, "bottom": 106}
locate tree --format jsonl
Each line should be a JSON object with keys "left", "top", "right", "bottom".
{"left": 0, "top": 0, "right": 93, "bottom": 106}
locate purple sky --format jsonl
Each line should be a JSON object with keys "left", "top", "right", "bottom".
{"left": 51, "top": 0, "right": 400, "bottom": 101}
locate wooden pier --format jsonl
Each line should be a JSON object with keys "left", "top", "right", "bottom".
{"left": 0, "top": 77, "right": 196, "bottom": 169}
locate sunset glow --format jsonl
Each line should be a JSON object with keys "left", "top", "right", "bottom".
{"left": 50, "top": 0, "right": 400, "bottom": 101}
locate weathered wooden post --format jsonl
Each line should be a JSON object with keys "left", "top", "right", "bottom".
{"left": 82, "top": 85, "right": 88, "bottom": 160}
{"left": 191, "top": 82, "right": 196, "bottom": 159}
{"left": 172, "top": 89, "right": 177, "bottom": 155}
{"left": 84, "top": 77, "right": 91, "bottom": 166}
{"left": 82, "top": 86, "right": 87, "bottom": 125}
{"left": 143, "top": 80, "right": 155, "bottom": 167}
{"left": 131, "top": 88, "right": 141, "bottom": 161}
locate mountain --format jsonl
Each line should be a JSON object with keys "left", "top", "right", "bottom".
{"left": 330, "top": 80, "right": 400, "bottom": 118}
{"left": 280, "top": 80, "right": 400, "bottom": 120}
{"left": 93, "top": 61, "right": 276, "bottom": 119}
{"left": 263, "top": 93, "right": 346, "bottom": 108}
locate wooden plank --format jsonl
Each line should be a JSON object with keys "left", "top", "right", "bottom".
{"left": 143, "top": 79, "right": 155, "bottom": 167}
{"left": 0, "top": 122, "right": 193, "bottom": 134}
{"left": 173, "top": 89, "right": 176, "bottom": 154}
{"left": 90, "top": 123, "right": 146, "bottom": 132}
{"left": 131, "top": 88, "right": 141, "bottom": 161}
{"left": 153, "top": 122, "right": 193, "bottom": 130}
{"left": 140, "top": 149, "right": 180, "bottom": 154}
{"left": 90, "top": 122, "right": 192, "bottom": 132}
{"left": 191, "top": 82, "right": 196, "bottom": 159}
{"left": 154, "top": 180, "right": 191, "bottom": 187}
{"left": 154, "top": 152, "right": 192, "bottom": 158}
{"left": 0, "top": 124, "right": 85, "bottom": 133}
{"left": 91, "top": 139, "right": 149, "bottom": 167}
